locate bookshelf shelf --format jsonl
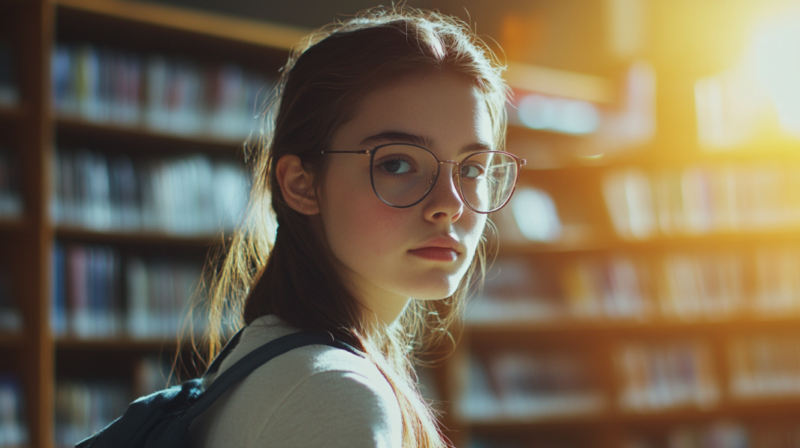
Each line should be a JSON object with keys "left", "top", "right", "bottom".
{"left": 2, "top": 1, "right": 305, "bottom": 447}
{"left": 54, "top": 226, "right": 225, "bottom": 248}
{"left": 55, "top": 336, "right": 184, "bottom": 351}
{"left": 499, "top": 228, "right": 800, "bottom": 256}
{"left": 463, "top": 399, "right": 800, "bottom": 431}
{"left": 0, "top": 104, "right": 25, "bottom": 121}
{"left": 467, "top": 315, "right": 800, "bottom": 336}
{"left": 55, "top": 116, "right": 246, "bottom": 156}
{"left": 0, "top": 216, "right": 26, "bottom": 232}
{"left": 459, "top": 407, "right": 607, "bottom": 428}
{"left": 0, "top": 332, "right": 25, "bottom": 347}
{"left": 55, "top": 0, "right": 307, "bottom": 52}
{"left": 8, "top": 1, "right": 800, "bottom": 447}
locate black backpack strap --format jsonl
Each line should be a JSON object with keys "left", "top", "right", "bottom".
{"left": 203, "top": 328, "right": 246, "bottom": 378}
{"left": 183, "top": 330, "right": 363, "bottom": 422}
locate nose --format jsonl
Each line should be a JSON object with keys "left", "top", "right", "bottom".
{"left": 422, "top": 161, "right": 464, "bottom": 222}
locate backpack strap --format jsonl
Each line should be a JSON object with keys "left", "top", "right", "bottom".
{"left": 202, "top": 328, "right": 246, "bottom": 378}
{"left": 182, "top": 330, "right": 364, "bottom": 422}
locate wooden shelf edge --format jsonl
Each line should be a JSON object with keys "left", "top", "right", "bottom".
{"left": 55, "top": 0, "right": 310, "bottom": 51}
{"left": 55, "top": 336, "right": 187, "bottom": 351}
{"left": 55, "top": 116, "right": 246, "bottom": 154}
{"left": 498, "top": 228, "right": 800, "bottom": 255}
{"left": 0, "top": 104, "right": 26, "bottom": 121}
{"left": 54, "top": 225, "right": 225, "bottom": 247}
{"left": 0, "top": 216, "right": 26, "bottom": 231}
{"left": 466, "top": 315, "right": 800, "bottom": 334}
{"left": 0, "top": 332, "right": 25, "bottom": 347}
{"left": 462, "top": 399, "right": 800, "bottom": 429}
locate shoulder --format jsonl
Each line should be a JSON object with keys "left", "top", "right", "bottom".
{"left": 256, "top": 365, "right": 403, "bottom": 448}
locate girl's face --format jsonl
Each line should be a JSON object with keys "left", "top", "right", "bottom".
{"left": 318, "top": 71, "right": 493, "bottom": 323}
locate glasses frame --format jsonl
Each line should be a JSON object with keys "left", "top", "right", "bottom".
{"left": 322, "top": 143, "right": 527, "bottom": 214}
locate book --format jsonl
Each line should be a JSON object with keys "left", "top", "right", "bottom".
{"left": 52, "top": 44, "right": 272, "bottom": 138}
{"left": 0, "top": 40, "right": 19, "bottom": 107}
{"left": 605, "top": 165, "right": 800, "bottom": 239}
{"left": 458, "top": 349, "right": 605, "bottom": 421}
{"left": 617, "top": 341, "right": 719, "bottom": 411}
{"left": 464, "top": 257, "right": 567, "bottom": 325}
{"left": 53, "top": 148, "right": 249, "bottom": 235}
{"left": 51, "top": 242, "right": 208, "bottom": 339}
{"left": 134, "top": 356, "right": 179, "bottom": 398}
{"left": 55, "top": 380, "right": 128, "bottom": 448}
{"left": 0, "top": 270, "right": 22, "bottom": 334}
{"left": 0, "top": 374, "right": 28, "bottom": 448}
{"left": 728, "top": 334, "right": 800, "bottom": 398}
{"left": 0, "top": 148, "right": 22, "bottom": 219}
{"left": 561, "top": 255, "right": 651, "bottom": 320}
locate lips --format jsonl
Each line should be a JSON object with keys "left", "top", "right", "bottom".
{"left": 408, "top": 236, "right": 463, "bottom": 262}
{"left": 408, "top": 247, "right": 459, "bottom": 261}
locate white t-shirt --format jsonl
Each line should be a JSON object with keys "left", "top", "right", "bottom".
{"left": 188, "top": 314, "right": 403, "bottom": 448}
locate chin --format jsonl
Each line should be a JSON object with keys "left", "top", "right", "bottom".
{"left": 400, "top": 273, "right": 464, "bottom": 301}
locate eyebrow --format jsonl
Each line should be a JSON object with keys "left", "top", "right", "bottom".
{"left": 359, "top": 131, "right": 494, "bottom": 154}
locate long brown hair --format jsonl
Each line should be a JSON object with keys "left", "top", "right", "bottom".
{"left": 187, "top": 6, "right": 508, "bottom": 448}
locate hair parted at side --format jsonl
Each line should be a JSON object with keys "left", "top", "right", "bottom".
{"left": 183, "top": 6, "right": 509, "bottom": 448}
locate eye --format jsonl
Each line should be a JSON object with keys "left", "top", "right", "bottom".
{"left": 461, "top": 162, "right": 485, "bottom": 179}
{"left": 377, "top": 158, "right": 414, "bottom": 174}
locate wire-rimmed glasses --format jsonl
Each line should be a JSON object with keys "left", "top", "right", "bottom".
{"left": 322, "top": 143, "right": 527, "bottom": 214}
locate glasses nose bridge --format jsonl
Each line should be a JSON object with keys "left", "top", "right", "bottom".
{"left": 437, "top": 159, "right": 460, "bottom": 173}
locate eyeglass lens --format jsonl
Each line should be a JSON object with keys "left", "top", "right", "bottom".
{"left": 371, "top": 144, "right": 518, "bottom": 212}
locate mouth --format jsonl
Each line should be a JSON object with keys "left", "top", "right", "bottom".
{"left": 408, "top": 236, "right": 463, "bottom": 262}
{"left": 408, "top": 247, "right": 459, "bottom": 262}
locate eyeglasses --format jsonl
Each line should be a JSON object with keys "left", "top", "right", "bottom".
{"left": 321, "top": 143, "right": 526, "bottom": 214}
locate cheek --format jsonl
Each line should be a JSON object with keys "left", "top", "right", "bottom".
{"left": 461, "top": 212, "right": 488, "bottom": 251}
{"left": 321, "top": 168, "right": 409, "bottom": 262}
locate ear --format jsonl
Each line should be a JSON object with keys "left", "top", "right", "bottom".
{"left": 275, "top": 154, "right": 320, "bottom": 215}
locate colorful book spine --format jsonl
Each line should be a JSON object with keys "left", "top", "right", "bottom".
{"left": 0, "top": 148, "right": 23, "bottom": 219}
{"left": 51, "top": 243, "right": 207, "bottom": 339}
{"left": 53, "top": 148, "right": 248, "bottom": 235}
{"left": 459, "top": 349, "right": 604, "bottom": 421}
{"left": 604, "top": 165, "right": 800, "bottom": 239}
{"left": 0, "top": 374, "right": 29, "bottom": 448}
{"left": 0, "top": 40, "right": 19, "bottom": 106}
{"left": 55, "top": 381, "right": 128, "bottom": 448}
{"left": 51, "top": 44, "right": 272, "bottom": 139}
{"left": 617, "top": 341, "right": 718, "bottom": 411}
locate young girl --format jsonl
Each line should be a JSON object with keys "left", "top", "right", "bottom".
{"left": 187, "top": 6, "right": 524, "bottom": 448}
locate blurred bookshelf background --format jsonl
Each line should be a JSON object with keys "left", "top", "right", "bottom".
{"left": 3, "top": 0, "right": 800, "bottom": 447}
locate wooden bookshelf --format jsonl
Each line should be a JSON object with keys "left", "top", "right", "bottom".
{"left": 55, "top": 336, "right": 185, "bottom": 351}
{"left": 6, "top": 1, "right": 800, "bottom": 447}
{"left": 0, "top": 1, "right": 306, "bottom": 447}
{"left": 55, "top": 116, "right": 245, "bottom": 156}
{"left": 0, "top": 104, "right": 26, "bottom": 121}
{"left": 54, "top": 226, "right": 225, "bottom": 248}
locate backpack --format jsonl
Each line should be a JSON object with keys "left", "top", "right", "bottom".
{"left": 76, "top": 329, "right": 363, "bottom": 448}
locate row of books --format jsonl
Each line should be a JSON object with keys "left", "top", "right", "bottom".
{"left": 0, "top": 270, "right": 22, "bottom": 333}
{"left": 52, "top": 242, "right": 205, "bottom": 338}
{"left": 467, "top": 249, "right": 800, "bottom": 325}
{"left": 52, "top": 148, "right": 248, "bottom": 234}
{"left": 55, "top": 381, "right": 128, "bottom": 448}
{"left": 729, "top": 335, "right": 800, "bottom": 399}
{"left": 604, "top": 166, "right": 800, "bottom": 239}
{"left": 459, "top": 350, "right": 605, "bottom": 421}
{"left": 468, "top": 421, "right": 800, "bottom": 448}
{"left": 0, "top": 149, "right": 22, "bottom": 219}
{"left": 52, "top": 44, "right": 270, "bottom": 138}
{"left": 0, "top": 40, "right": 18, "bottom": 107}
{"left": 0, "top": 374, "right": 27, "bottom": 448}
{"left": 55, "top": 356, "right": 174, "bottom": 448}
{"left": 629, "top": 421, "right": 800, "bottom": 448}
{"left": 616, "top": 342, "right": 719, "bottom": 411}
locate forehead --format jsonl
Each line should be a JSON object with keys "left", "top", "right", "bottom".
{"left": 334, "top": 71, "right": 494, "bottom": 152}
